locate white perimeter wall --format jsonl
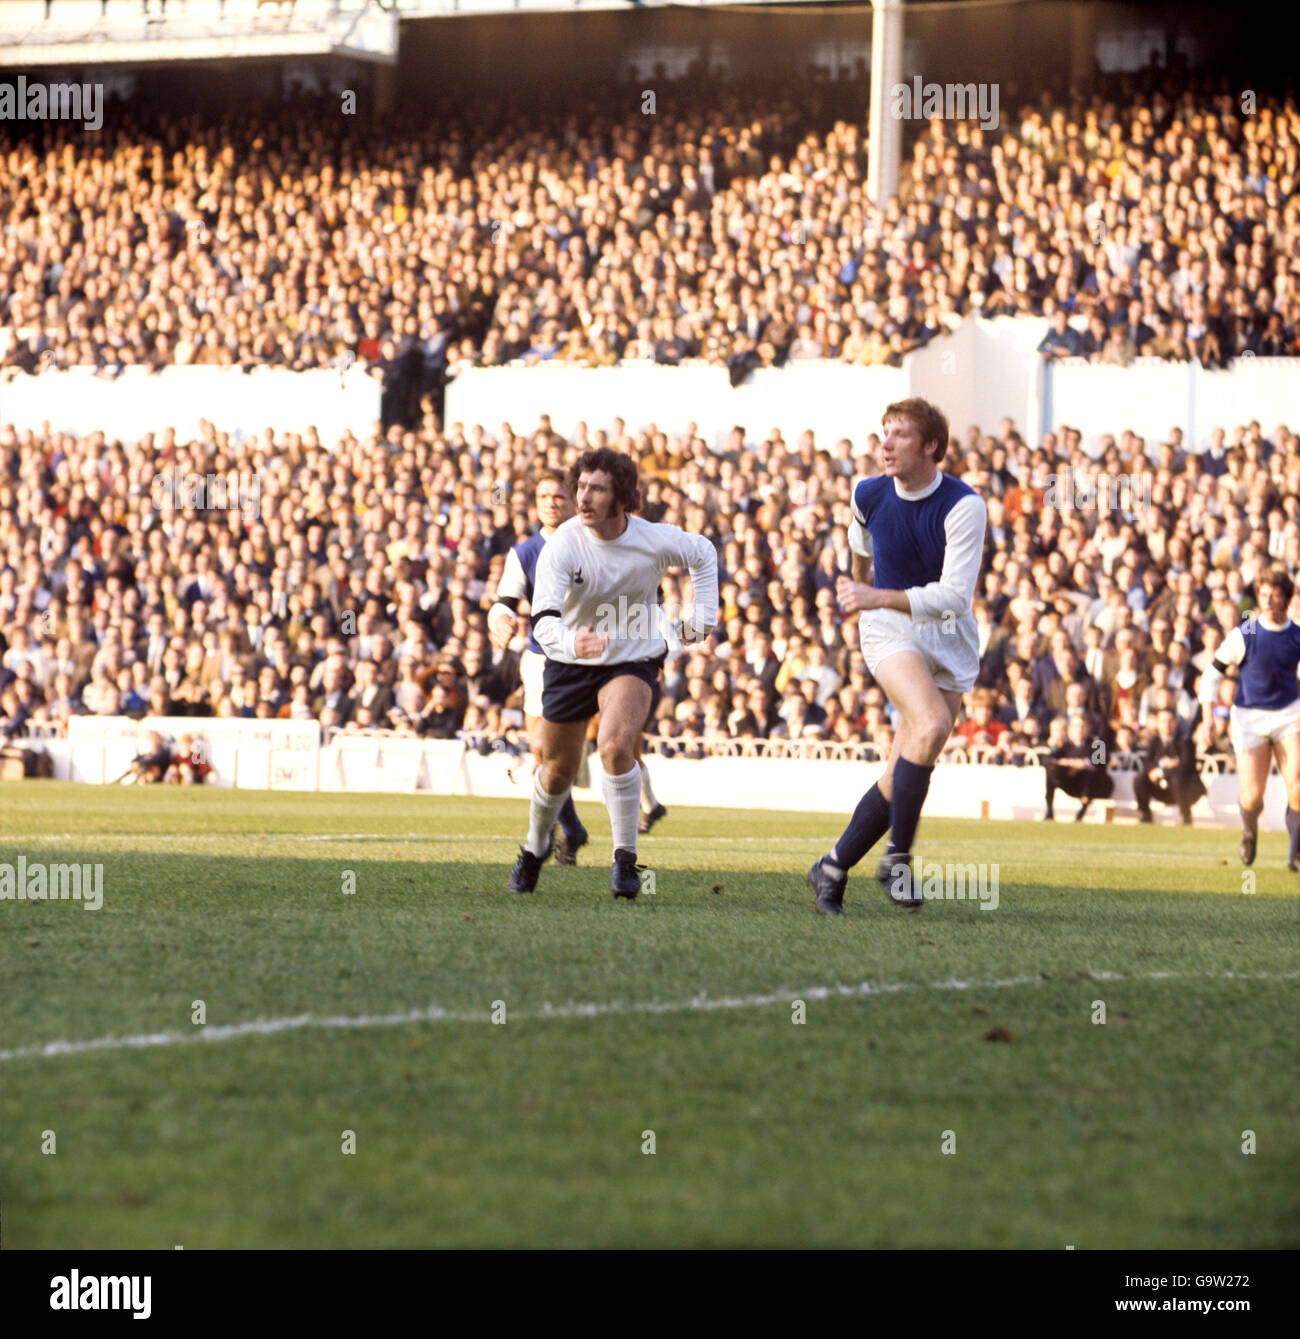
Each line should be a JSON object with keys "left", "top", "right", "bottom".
{"left": 446, "top": 321, "right": 1295, "bottom": 454}
{"left": 446, "top": 360, "right": 909, "bottom": 457}
{"left": 0, "top": 365, "right": 381, "bottom": 441}
{"left": 1046, "top": 354, "right": 1300, "bottom": 453}
{"left": 27, "top": 717, "right": 1289, "bottom": 830}
{"left": 1, "top": 325, "right": 1292, "bottom": 451}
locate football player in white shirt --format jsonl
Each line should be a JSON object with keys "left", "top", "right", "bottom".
{"left": 509, "top": 448, "right": 718, "bottom": 897}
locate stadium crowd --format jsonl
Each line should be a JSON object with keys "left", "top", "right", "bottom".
{"left": 2, "top": 65, "right": 1298, "bottom": 800}
{"left": 1, "top": 68, "right": 1297, "bottom": 420}
{"left": 1, "top": 406, "right": 1296, "bottom": 795}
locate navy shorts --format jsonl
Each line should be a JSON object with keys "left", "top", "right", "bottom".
{"left": 541, "top": 654, "right": 665, "bottom": 725}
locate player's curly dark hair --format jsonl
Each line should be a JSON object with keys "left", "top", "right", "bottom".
{"left": 883, "top": 397, "right": 950, "bottom": 463}
{"left": 567, "top": 448, "right": 640, "bottom": 514}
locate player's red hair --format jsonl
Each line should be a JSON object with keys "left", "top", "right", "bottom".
{"left": 883, "top": 397, "right": 950, "bottom": 463}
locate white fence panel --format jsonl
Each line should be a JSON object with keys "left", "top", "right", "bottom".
{"left": 35, "top": 719, "right": 1289, "bottom": 831}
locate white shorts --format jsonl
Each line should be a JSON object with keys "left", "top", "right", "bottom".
{"left": 521, "top": 649, "right": 546, "bottom": 719}
{"left": 1230, "top": 699, "right": 1300, "bottom": 752}
{"left": 858, "top": 609, "right": 980, "bottom": 696}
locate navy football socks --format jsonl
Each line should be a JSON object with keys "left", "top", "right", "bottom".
{"left": 827, "top": 783, "right": 891, "bottom": 873}
{"left": 886, "top": 758, "right": 934, "bottom": 859}
{"left": 558, "top": 794, "right": 585, "bottom": 843}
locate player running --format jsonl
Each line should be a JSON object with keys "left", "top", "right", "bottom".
{"left": 1203, "top": 566, "right": 1300, "bottom": 870}
{"left": 509, "top": 447, "right": 717, "bottom": 898}
{"left": 488, "top": 470, "right": 590, "bottom": 864}
{"left": 807, "top": 397, "right": 987, "bottom": 913}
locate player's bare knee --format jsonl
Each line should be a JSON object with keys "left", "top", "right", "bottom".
{"left": 913, "top": 715, "right": 952, "bottom": 759}
{"left": 540, "top": 758, "right": 577, "bottom": 792}
{"left": 537, "top": 738, "right": 578, "bottom": 788}
{"left": 599, "top": 739, "right": 636, "bottom": 775}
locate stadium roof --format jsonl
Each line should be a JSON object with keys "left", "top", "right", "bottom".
{"left": 0, "top": 0, "right": 1247, "bottom": 70}
{"left": 0, "top": 0, "right": 397, "bottom": 68}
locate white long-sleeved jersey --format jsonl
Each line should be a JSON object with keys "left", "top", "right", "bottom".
{"left": 531, "top": 514, "right": 718, "bottom": 665}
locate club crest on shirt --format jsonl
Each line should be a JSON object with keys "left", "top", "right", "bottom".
{"left": 573, "top": 566, "right": 585, "bottom": 586}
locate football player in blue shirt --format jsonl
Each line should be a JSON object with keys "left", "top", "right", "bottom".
{"left": 808, "top": 398, "right": 988, "bottom": 913}
{"left": 1205, "top": 567, "right": 1300, "bottom": 869}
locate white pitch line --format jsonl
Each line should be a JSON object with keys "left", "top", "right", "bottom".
{"left": 2, "top": 969, "right": 1296, "bottom": 1066}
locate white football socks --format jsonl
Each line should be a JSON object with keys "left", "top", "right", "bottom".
{"left": 526, "top": 770, "right": 569, "bottom": 856}
{"left": 603, "top": 762, "right": 642, "bottom": 854}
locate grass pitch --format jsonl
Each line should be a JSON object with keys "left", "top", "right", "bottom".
{"left": 1, "top": 782, "right": 1297, "bottom": 1248}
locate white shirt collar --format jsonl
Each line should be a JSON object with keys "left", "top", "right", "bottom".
{"left": 893, "top": 471, "right": 944, "bottom": 502}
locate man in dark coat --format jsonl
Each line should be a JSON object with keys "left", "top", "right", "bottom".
{"left": 1044, "top": 711, "right": 1115, "bottom": 821}
{"left": 1133, "top": 706, "right": 1206, "bottom": 824}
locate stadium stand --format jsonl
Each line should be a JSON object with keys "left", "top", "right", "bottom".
{"left": 1, "top": 66, "right": 1297, "bottom": 795}
{"left": 1, "top": 405, "right": 1296, "bottom": 787}
{"left": 2, "top": 72, "right": 1296, "bottom": 398}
